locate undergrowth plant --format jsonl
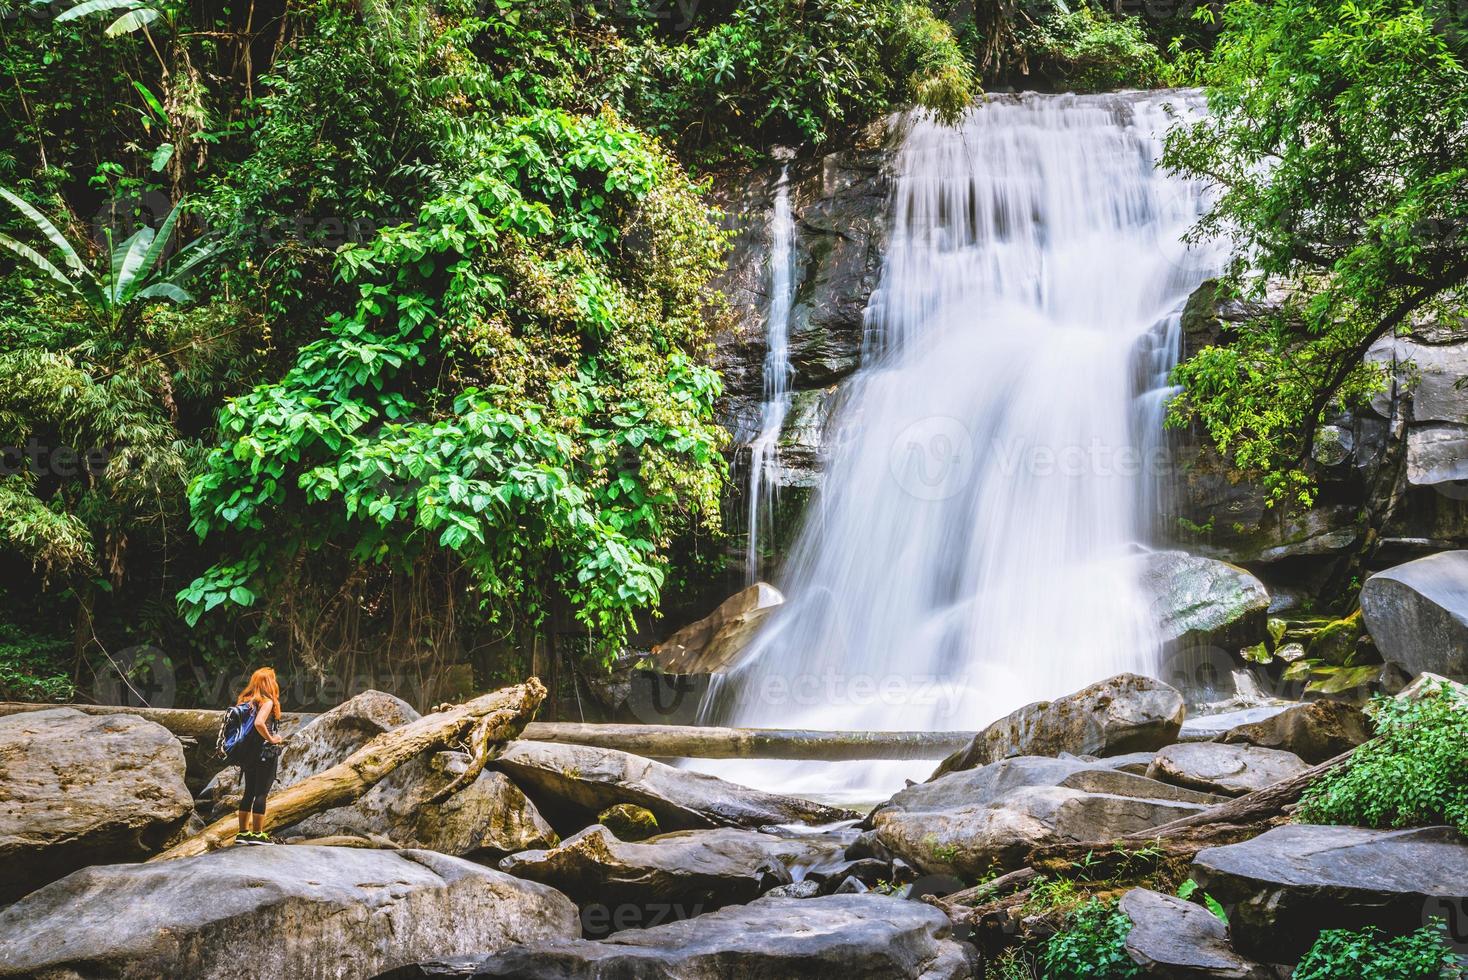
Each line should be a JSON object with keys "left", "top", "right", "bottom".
{"left": 1296, "top": 685, "right": 1468, "bottom": 834}
{"left": 1294, "top": 923, "right": 1464, "bottom": 980}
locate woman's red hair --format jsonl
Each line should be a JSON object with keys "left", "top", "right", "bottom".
{"left": 237, "top": 667, "right": 282, "bottom": 721}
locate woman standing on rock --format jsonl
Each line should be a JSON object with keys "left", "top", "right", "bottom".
{"left": 234, "top": 667, "right": 285, "bottom": 845}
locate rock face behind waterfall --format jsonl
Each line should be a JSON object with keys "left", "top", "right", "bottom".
{"left": 0, "top": 845, "right": 580, "bottom": 980}
{"left": 375, "top": 894, "right": 977, "bottom": 980}
{"left": 932, "top": 673, "right": 1185, "bottom": 778}
{"left": 0, "top": 707, "right": 193, "bottom": 903}
{"left": 1360, "top": 549, "right": 1468, "bottom": 678}
{"left": 206, "top": 690, "right": 556, "bottom": 858}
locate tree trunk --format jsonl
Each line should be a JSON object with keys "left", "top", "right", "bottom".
{"left": 148, "top": 679, "right": 546, "bottom": 861}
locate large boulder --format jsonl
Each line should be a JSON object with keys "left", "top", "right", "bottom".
{"left": 493, "top": 740, "right": 858, "bottom": 834}
{"left": 499, "top": 824, "right": 846, "bottom": 933}
{"left": 932, "top": 674, "right": 1185, "bottom": 778}
{"left": 207, "top": 690, "right": 556, "bottom": 858}
{"left": 0, "top": 844, "right": 579, "bottom": 979}
{"left": 1360, "top": 550, "right": 1468, "bottom": 678}
{"left": 1191, "top": 824, "right": 1468, "bottom": 961}
{"left": 872, "top": 757, "right": 1217, "bottom": 877}
{"left": 1138, "top": 550, "right": 1270, "bottom": 652}
{"left": 1146, "top": 742, "right": 1309, "bottom": 797}
{"left": 649, "top": 582, "right": 784, "bottom": 675}
{"left": 1178, "top": 705, "right": 1294, "bottom": 742}
{"left": 1119, "top": 888, "right": 1271, "bottom": 979}
{"left": 374, "top": 894, "right": 976, "bottom": 980}
{"left": 0, "top": 707, "right": 193, "bottom": 902}
{"left": 1215, "top": 700, "right": 1371, "bottom": 764}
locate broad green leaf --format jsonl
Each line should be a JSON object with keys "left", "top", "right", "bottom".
{"left": 52, "top": 0, "right": 145, "bottom": 23}
{"left": 106, "top": 5, "right": 160, "bottom": 34}
{"left": 0, "top": 187, "right": 87, "bottom": 275}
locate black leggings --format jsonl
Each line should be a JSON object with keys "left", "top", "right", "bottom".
{"left": 240, "top": 752, "right": 279, "bottom": 815}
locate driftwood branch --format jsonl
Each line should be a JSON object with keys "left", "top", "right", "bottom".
{"left": 148, "top": 679, "right": 546, "bottom": 861}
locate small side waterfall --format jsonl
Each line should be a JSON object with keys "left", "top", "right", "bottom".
{"left": 699, "top": 92, "right": 1221, "bottom": 802}
{"left": 744, "top": 168, "right": 799, "bottom": 583}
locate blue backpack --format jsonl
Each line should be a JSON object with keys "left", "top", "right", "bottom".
{"left": 217, "top": 702, "right": 258, "bottom": 764}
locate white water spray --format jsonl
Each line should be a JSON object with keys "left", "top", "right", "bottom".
{"left": 745, "top": 168, "right": 799, "bottom": 583}
{"left": 699, "top": 92, "right": 1222, "bottom": 802}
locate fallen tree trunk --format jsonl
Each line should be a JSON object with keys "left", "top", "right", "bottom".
{"left": 0, "top": 701, "right": 313, "bottom": 742}
{"left": 0, "top": 703, "right": 973, "bottom": 760}
{"left": 517, "top": 722, "right": 974, "bottom": 760}
{"left": 148, "top": 679, "right": 546, "bottom": 861}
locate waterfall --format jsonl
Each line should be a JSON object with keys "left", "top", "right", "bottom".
{"left": 698, "top": 91, "right": 1223, "bottom": 802}
{"left": 745, "top": 168, "right": 798, "bottom": 583}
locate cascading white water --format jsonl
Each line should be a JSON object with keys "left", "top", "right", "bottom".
{"left": 745, "top": 168, "right": 799, "bottom": 583}
{"left": 698, "top": 91, "right": 1222, "bottom": 802}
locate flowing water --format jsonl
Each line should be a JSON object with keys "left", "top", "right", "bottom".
{"left": 745, "top": 167, "right": 799, "bottom": 583}
{"left": 697, "top": 91, "right": 1223, "bottom": 803}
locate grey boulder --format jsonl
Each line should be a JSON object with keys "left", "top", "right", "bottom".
{"left": 1139, "top": 550, "right": 1270, "bottom": 652}
{"left": 1120, "top": 888, "right": 1271, "bottom": 979}
{"left": 208, "top": 690, "right": 556, "bottom": 858}
{"left": 1191, "top": 824, "right": 1468, "bottom": 961}
{"left": 500, "top": 824, "right": 847, "bottom": 934}
{"left": 0, "top": 844, "right": 580, "bottom": 980}
{"left": 373, "top": 894, "right": 976, "bottom": 979}
{"left": 933, "top": 673, "right": 1185, "bottom": 778}
{"left": 1147, "top": 742, "right": 1310, "bottom": 797}
{"left": 1215, "top": 700, "right": 1370, "bottom": 764}
{"left": 0, "top": 707, "right": 193, "bottom": 902}
{"left": 648, "top": 581, "right": 784, "bottom": 675}
{"left": 493, "top": 740, "right": 858, "bottom": 833}
{"left": 1360, "top": 550, "right": 1468, "bottom": 678}
{"left": 873, "top": 757, "right": 1216, "bottom": 877}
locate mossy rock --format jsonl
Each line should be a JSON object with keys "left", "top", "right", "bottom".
{"left": 1305, "top": 610, "right": 1367, "bottom": 667}
{"left": 597, "top": 803, "right": 659, "bottom": 841}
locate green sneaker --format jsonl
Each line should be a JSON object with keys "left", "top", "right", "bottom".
{"left": 237, "top": 831, "right": 267, "bottom": 845}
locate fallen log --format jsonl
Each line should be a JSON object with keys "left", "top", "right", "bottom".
{"left": 0, "top": 702, "right": 973, "bottom": 760}
{"left": 0, "top": 701, "right": 313, "bottom": 742}
{"left": 148, "top": 679, "right": 546, "bottom": 861}
{"left": 517, "top": 722, "right": 974, "bottom": 760}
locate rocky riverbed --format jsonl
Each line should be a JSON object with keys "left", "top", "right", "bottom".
{"left": 2, "top": 651, "right": 1466, "bottom": 976}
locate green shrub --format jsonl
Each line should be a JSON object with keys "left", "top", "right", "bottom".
{"left": 1294, "top": 923, "right": 1462, "bottom": 979}
{"left": 616, "top": 0, "right": 975, "bottom": 158}
{"left": 1039, "top": 898, "right": 1145, "bottom": 979}
{"left": 1296, "top": 685, "right": 1468, "bottom": 834}
{"left": 1019, "top": 3, "right": 1171, "bottom": 92}
{"left": 0, "top": 624, "right": 73, "bottom": 702}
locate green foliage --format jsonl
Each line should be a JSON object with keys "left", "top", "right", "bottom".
{"left": 1039, "top": 898, "right": 1145, "bottom": 979}
{"left": 0, "top": 190, "right": 215, "bottom": 326}
{"left": 613, "top": 0, "right": 976, "bottom": 158}
{"left": 1296, "top": 685, "right": 1468, "bottom": 834}
{"left": 1294, "top": 923, "right": 1463, "bottom": 980}
{"left": 1019, "top": 3, "right": 1173, "bottom": 91}
{"left": 1164, "top": 0, "right": 1468, "bottom": 503}
{"left": 0, "top": 622, "right": 73, "bottom": 701}
{"left": 182, "top": 108, "right": 727, "bottom": 660}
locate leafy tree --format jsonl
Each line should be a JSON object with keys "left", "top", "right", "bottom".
{"left": 611, "top": 0, "right": 976, "bottom": 158}
{"left": 1163, "top": 0, "right": 1468, "bottom": 505}
{"left": 182, "top": 109, "right": 728, "bottom": 667}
